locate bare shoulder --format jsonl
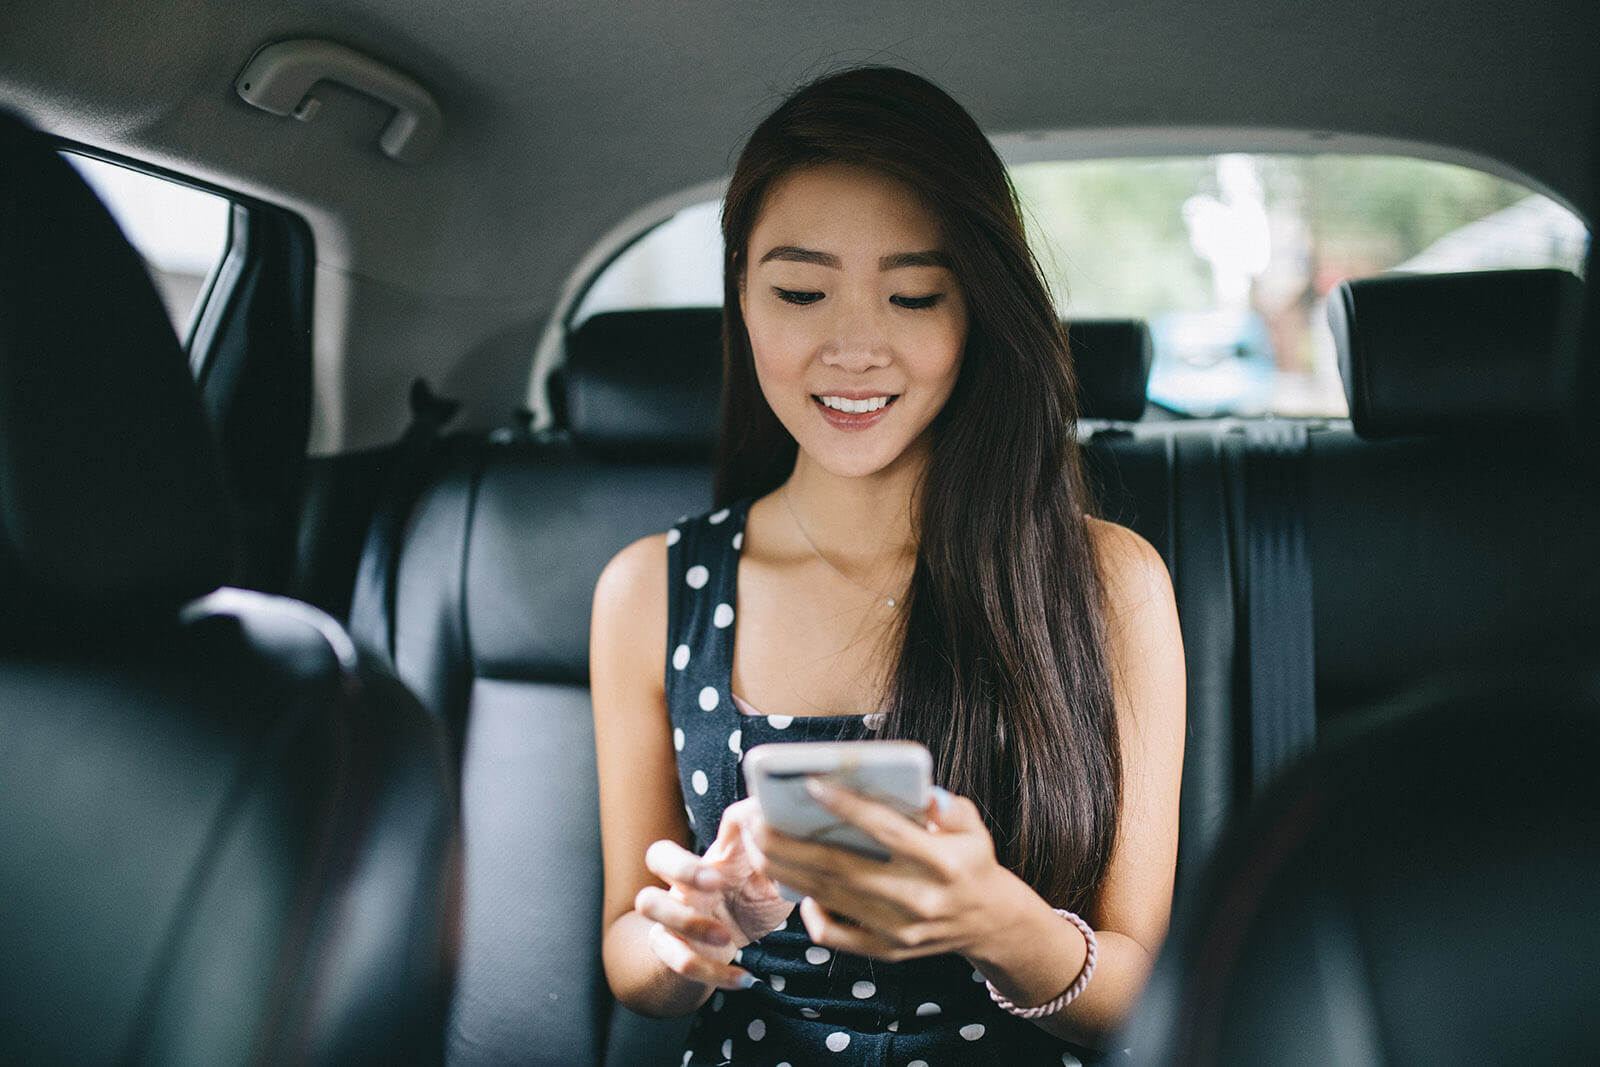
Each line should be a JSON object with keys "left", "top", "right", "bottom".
{"left": 591, "top": 532, "right": 671, "bottom": 696}
{"left": 1084, "top": 516, "right": 1174, "bottom": 628}
{"left": 594, "top": 532, "right": 670, "bottom": 615}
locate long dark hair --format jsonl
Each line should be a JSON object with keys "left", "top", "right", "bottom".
{"left": 716, "top": 66, "right": 1119, "bottom": 912}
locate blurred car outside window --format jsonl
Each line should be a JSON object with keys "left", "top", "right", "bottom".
{"left": 64, "top": 153, "right": 232, "bottom": 342}
{"left": 572, "top": 154, "right": 1589, "bottom": 419}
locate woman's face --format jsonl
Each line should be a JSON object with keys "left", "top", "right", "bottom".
{"left": 740, "top": 163, "right": 968, "bottom": 482}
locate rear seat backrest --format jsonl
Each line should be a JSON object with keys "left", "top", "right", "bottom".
{"left": 390, "top": 315, "right": 719, "bottom": 1066}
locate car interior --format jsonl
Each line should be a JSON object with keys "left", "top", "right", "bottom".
{"left": 2, "top": 1, "right": 1598, "bottom": 1064}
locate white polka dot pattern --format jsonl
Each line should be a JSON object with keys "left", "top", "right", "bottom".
{"left": 769, "top": 975, "right": 786, "bottom": 991}
{"left": 673, "top": 728, "right": 684, "bottom": 751}
{"left": 747, "top": 1018, "right": 766, "bottom": 1041}
{"left": 720, "top": 1038, "right": 733, "bottom": 1060}
{"left": 799, "top": 1007, "right": 821, "bottom": 1019}
{"left": 691, "top": 770, "right": 708, "bottom": 795}
{"left": 673, "top": 644, "right": 691, "bottom": 670}
{"left": 851, "top": 980, "right": 876, "bottom": 999}
{"left": 712, "top": 602, "right": 734, "bottom": 628}
{"left": 698, "top": 686, "right": 719, "bottom": 711}
{"left": 732, "top": 532, "right": 743, "bottom": 550}
{"left": 1063, "top": 1054, "right": 1085, "bottom": 1066}
{"left": 862, "top": 712, "right": 886, "bottom": 731}
{"left": 711, "top": 992, "right": 724, "bottom": 1012}
{"left": 804, "top": 946, "right": 830, "bottom": 965}
{"left": 666, "top": 528, "right": 681, "bottom": 546}
{"left": 887, "top": 1021, "right": 899, "bottom": 1032}
{"left": 908, "top": 1061, "right": 928, "bottom": 1067}
{"left": 685, "top": 564, "right": 709, "bottom": 589}
{"left": 680, "top": 1051, "right": 691, "bottom": 1066}
{"left": 728, "top": 729, "right": 741, "bottom": 754}
{"left": 709, "top": 508, "right": 730, "bottom": 525}
{"left": 768, "top": 714, "right": 793, "bottom": 729}
{"left": 825, "top": 1032, "right": 850, "bottom": 1052}
{"left": 960, "top": 1022, "right": 987, "bottom": 1041}
{"left": 915, "top": 1001, "right": 942, "bottom": 1016}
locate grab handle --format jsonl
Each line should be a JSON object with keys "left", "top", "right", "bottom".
{"left": 236, "top": 39, "right": 443, "bottom": 163}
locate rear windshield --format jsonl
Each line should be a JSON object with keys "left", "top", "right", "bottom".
{"left": 573, "top": 154, "right": 1588, "bottom": 418}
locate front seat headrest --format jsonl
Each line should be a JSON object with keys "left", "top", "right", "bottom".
{"left": 0, "top": 111, "right": 234, "bottom": 635}
{"left": 1327, "top": 268, "right": 1585, "bottom": 439}
{"left": 1127, "top": 665, "right": 1600, "bottom": 1064}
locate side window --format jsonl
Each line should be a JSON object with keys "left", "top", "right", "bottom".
{"left": 64, "top": 154, "right": 232, "bottom": 344}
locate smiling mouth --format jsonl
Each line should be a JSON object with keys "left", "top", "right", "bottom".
{"left": 813, "top": 394, "right": 897, "bottom": 414}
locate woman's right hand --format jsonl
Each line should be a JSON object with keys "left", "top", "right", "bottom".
{"left": 635, "top": 797, "right": 795, "bottom": 990}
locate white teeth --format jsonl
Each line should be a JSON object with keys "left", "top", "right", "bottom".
{"left": 817, "top": 395, "right": 891, "bottom": 414}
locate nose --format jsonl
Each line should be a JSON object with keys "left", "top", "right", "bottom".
{"left": 820, "top": 294, "right": 892, "bottom": 372}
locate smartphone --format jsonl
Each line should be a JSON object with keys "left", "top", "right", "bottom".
{"left": 742, "top": 740, "right": 933, "bottom": 868}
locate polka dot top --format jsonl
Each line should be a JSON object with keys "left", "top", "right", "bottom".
{"left": 665, "top": 499, "right": 1106, "bottom": 1066}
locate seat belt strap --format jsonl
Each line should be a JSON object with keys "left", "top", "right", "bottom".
{"left": 347, "top": 378, "right": 458, "bottom": 662}
{"left": 1241, "top": 420, "right": 1317, "bottom": 796}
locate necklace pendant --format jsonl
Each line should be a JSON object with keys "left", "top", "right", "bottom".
{"left": 886, "top": 597, "right": 895, "bottom": 607}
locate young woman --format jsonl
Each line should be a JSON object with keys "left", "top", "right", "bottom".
{"left": 591, "top": 66, "right": 1185, "bottom": 1065}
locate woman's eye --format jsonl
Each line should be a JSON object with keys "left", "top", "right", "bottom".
{"left": 774, "top": 288, "right": 824, "bottom": 306}
{"left": 891, "top": 294, "right": 944, "bottom": 310}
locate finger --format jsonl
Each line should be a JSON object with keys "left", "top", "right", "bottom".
{"left": 648, "top": 922, "right": 757, "bottom": 991}
{"left": 798, "top": 896, "right": 953, "bottom": 963}
{"left": 924, "top": 787, "right": 984, "bottom": 833}
{"left": 634, "top": 886, "right": 733, "bottom": 946}
{"left": 704, "top": 797, "right": 763, "bottom": 863}
{"left": 644, "top": 839, "right": 722, "bottom": 890}
{"left": 804, "top": 777, "right": 928, "bottom": 857}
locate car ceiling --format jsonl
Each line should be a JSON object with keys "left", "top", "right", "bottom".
{"left": 3, "top": 0, "right": 1596, "bottom": 447}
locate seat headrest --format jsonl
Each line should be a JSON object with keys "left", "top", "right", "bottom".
{"left": 565, "top": 308, "right": 723, "bottom": 460}
{"left": 1068, "top": 319, "right": 1153, "bottom": 421}
{"left": 0, "top": 111, "right": 233, "bottom": 635}
{"left": 1128, "top": 665, "right": 1600, "bottom": 1063}
{"left": 1328, "top": 269, "right": 1585, "bottom": 439}
{"left": 563, "top": 309, "right": 1155, "bottom": 458}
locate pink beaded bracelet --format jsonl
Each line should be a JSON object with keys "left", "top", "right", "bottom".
{"left": 984, "top": 909, "right": 1099, "bottom": 1019}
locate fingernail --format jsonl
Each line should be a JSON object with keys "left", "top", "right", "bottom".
{"left": 804, "top": 776, "right": 837, "bottom": 803}
{"left": 736, "top": 972, "right": 758, "bottom": 989}
{"left": 932, "top": 786, "right": 953, "bottom": 814}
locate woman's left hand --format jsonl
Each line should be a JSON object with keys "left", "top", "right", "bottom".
{"left": 741, "top": 779, "right": 1027, "bottom": 963}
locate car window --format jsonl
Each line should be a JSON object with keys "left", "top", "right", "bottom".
{"left": 569, "top": 154, "right": 1588, "bottom": 418}
{"left": 64, "top": 154, "right": 232, "bottom": 343}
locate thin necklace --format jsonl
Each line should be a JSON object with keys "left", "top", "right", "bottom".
{"left": 781, "top": 484, "right": 904, "bottom": 608}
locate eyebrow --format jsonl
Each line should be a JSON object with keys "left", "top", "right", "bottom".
{"left": 757, "top": 246, "right": 952, "bottom": 271}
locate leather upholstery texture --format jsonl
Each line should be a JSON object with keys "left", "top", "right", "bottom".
{"left": 1127, "top": 667, "right": 1600, "bottom": 1065}
{"left": 0, "top": 110, "right": 460, "bottom": 1066}
{"left": 0, "top": 110, "right": 234, "bottom": 634}
{"left": 1328, "top": 268, "right": 1586, "bottom": 439}
{"left": 1069, "top": 318, "right": 1154, "bottom": 422}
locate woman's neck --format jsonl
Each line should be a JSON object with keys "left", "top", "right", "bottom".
{"left": 781, "top": 444, "right": 924, "bottom": 568}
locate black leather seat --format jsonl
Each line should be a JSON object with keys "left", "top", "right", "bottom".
{"left": 1307, "top": 268, "right": 1598, "bottom": 723}
{"left": 1126, "top": 665, "right": 1600, "bottom": 1065}
{"left": 0, "top": 111, "right": 460, "bottom": 1065}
